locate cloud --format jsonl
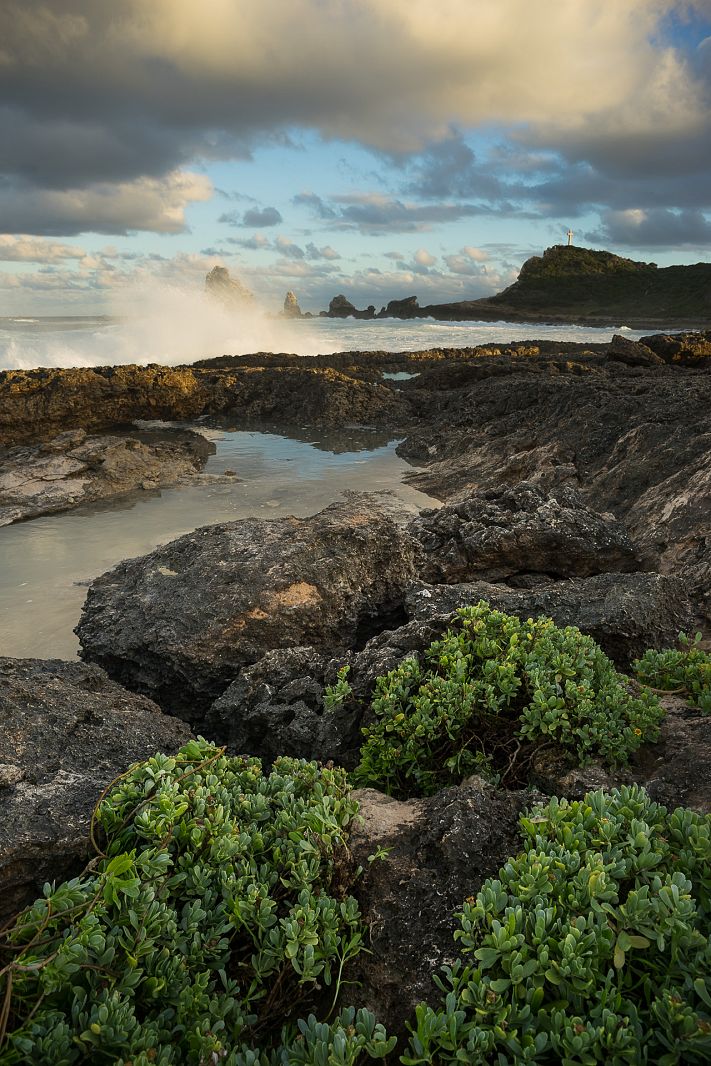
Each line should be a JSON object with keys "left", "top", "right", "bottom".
{"left": 0, "top": 171, "right": 212, "bottom": 236}
{"left": 298, "top": 192, "right": 498, "bottom": 233}
{"left": 305, "top": 242, "right": 340, "bottom": 260}
{"left": 275, "top": 236, "right": 305, "bottom": 259}
{"left": 242, "top": 206, "right": 283, "bottom": 227}
{"left": 2, "top": 0, "right": 710, "bottom": 238}
{"left": 226, "top": 233, "right": 272, "bottom": 250}
{"left": 0, "top": 235, "right": 87, "bottom": 262}
{"left": 414, "top": 248, "right": 436, "bottom": 267}
{"left": 292, "top": 192, "right": 338, "bottom": 219}
{"left": 219, "top": 206, "right": 283, "bottom": 227}
{"left": 588, "top": 207, "right": 711, "bottom": 248}
{"left": 443, "top": 245, "right": 490, "bottom": 274}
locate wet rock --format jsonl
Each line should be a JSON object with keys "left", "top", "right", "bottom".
{"left": 349, "top": 779, "right": 539, "bottom": 1037}
{"left": 0, "top": 427, "right": 213, "bottom": 524}
{"left": 76, "top": 495, "right": 419, "bottom": 720}
{"left": 405, "top": 572, "right": 693, "bottom": 668}
{"left": 410, "top": 483, "right": 640, "bottom": 583}
{"left": 0, "top": 657, "right": 192, "bottom": 924}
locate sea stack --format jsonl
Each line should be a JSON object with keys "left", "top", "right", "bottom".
{"left": 205, "top": 265, "right": 253, "bottom": 308}
{"left": 283, "top": 290, "right": 302, "bottom": 317}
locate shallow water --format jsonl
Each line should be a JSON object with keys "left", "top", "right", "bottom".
{"left": 0, "top": 427, "right": 437, "bottom": 661}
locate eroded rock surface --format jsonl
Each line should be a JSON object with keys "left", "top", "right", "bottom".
{"left": 410, "top": 483, "right": 640, "bottom": 583}
{"left": 0, "top": 427, "right": 212, "bottom": 524}
{"left": 406, "top": 573, "right": 693, "bottom": 668}
{"left": 77, "top": 495, "right": 418, "bottom": 719}
{"left": 349, "top": 780, "right": 538, "bottom": 1037}
{"left": 0, "top": 658, "right": 192, "bottom": 923}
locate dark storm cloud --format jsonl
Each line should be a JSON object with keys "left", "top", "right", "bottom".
{"left": 1, "top": 1, "right": 710, "bottom": 241}
{"left": 588, "top": 207, "right": 711, "bottom": 248}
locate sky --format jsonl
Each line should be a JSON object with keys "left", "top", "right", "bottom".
{"left": 0, "top": 0, "right": 710, "bottom": 315}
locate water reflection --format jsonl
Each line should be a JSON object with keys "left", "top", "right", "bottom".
{"left": 0, "top": 428, "right": 436, "bottom": 661}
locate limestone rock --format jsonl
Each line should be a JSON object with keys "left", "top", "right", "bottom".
{"left": 640, "top": 330, "right": 711, "bottom": 365}
{"left": 410, "top": 483, "right": 640, "bottom": 583}
{"left": 0, "top": 427, "right": 213, "bottom": 524}
{"left": 76, "top": 495, "right": 419, "bottom": 720}
{"left": 607, "top": 334, "right": 664, "bottom": 367}
{"left": 0, "top": 657, "right": 192, "bottom": 924}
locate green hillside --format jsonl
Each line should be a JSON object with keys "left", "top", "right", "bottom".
{"left": 422, "top": 245, "right": 711, "bottom": 325}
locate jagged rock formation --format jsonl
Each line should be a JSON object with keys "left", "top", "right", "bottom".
{"left": 410, "top": 483, "right": 641, "bottom": 583}
{"left": 282, "top": 290, "right": 302, "bottom": 317}
{"left": 0, "top": 658, "right": 191, "bottom": 923}
{"left": 324, "top": 294, "right": 375, "bottom": 319}
{"left": 205, "top": 265, "right": 253, "bottom": 307}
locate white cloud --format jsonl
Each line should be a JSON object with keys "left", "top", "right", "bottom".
{"left": 0, "top": 235, "right": 87, "bottom": 262}
{"left": 414, "top": 248, "right": 436, "bottom": 266}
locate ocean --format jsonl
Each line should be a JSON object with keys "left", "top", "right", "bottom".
{"left": 0, "top": 312, "right": 671, "bottom": 372}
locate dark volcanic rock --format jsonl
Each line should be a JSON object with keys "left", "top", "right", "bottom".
{"left": 0, "top": 427, "right": 212, "bottom": 524}
{"left": 205, "top": 647, "right": 357, "bottom": 766}
{"left": 0, "top": 657, "right": 191, "bottom": 924}
{"left": 204, "top": 614, "right": 449, "bottom": 766}
{"left": 349, "top": 779, "right": 538, "bottom": 1037}
{"left": 77, "top": 495, "right": 419, "bottom": 720}
{"left": 607, "top": 334, "right": 664, "bottom": 367}
{"left": 410, "top": 483, "right": 640, "bottom": 583}
{"left": 406, "top": 572, "right": 693, "bottom": 668}
{"left": 378, "top": 296, "right": 420, "bottom": 318}
{"left": 0, "top": 364, "right": 409, "bottom": 448}
{"left": 640, "top": 330, "right": 711, "bottom": 365}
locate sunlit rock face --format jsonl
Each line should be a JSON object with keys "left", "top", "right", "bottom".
{"left": 205, "top": 265, "right": 254, "bottom": 308}
{"left": 283, "top": 290, "right": 302, "bottom": 317}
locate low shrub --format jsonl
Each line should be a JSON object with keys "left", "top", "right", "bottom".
{"left": 404, "top": 785, "right": 711, "bottom": 1065}
{"left": 353, "top": 603, "right": 662, "bottom": 796}
{"left": 0, "top": 740, "right": 392, "bottom": 1065}
{"left": 634, "top": 631, "right": 711, "bottom": 713}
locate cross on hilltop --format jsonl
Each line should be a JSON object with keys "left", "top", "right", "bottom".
{"left": 566, "top": 229, "right": 574, "bottom": 246}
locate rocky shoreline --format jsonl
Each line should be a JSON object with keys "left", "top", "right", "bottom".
{"left": 1, "top": 329, "right": 710, "bottom": 1043}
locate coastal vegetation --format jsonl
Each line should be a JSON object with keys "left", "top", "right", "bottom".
{"left": 404, "top": 786, "right": 711, "bottom": 1065}
{"left": 353, "top": 604, "right": 663, "bottom": 796}
{"left": 634, "top": 633, "right": 711, "bottom": 713}
{"left": 0, "top": 743, "right": 373, "bottom": 1065}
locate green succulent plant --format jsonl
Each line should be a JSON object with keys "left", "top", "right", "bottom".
{"left": 634, "top": 631, "right": 711, "bottom": 713}
{"left": 353, "top": 602, "right": 663, "bottom": 796}
{"left": 403, "top": 785, "right": 711, "bottom": 1065}
{"left": 0, "top": 740, "right": 389, "bottom": 1066}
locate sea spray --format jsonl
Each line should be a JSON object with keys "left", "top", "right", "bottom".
{"left": 0, "top": 281, "right": 321, "bottom": 370}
